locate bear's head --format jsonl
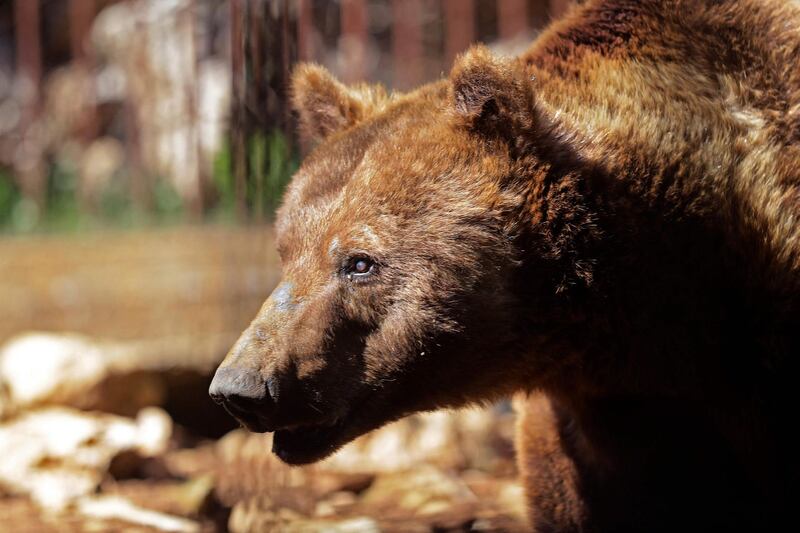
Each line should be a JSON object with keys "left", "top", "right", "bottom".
{"left": 209, "top": 46, "right": 588, "bottom": 464}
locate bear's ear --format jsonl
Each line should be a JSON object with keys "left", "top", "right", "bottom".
{"left": 291, "top": 64, "right": 390, "bottom": 140}
{"left": 449, "top": 45, "right": 534, "bottom": 137}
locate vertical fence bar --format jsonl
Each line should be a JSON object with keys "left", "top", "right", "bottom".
{"left": 265, "top": 0, "right": 297, "bottom": 215}
{"left": 249, "top": 1, "right": 265, "bottom": 128}
{"left": 183, "top": 0, "right": 203, "bottom": 216}
{"left": 443, "top": 0, "right": 475, "bottom": 66}
{"left": 280, "top": 0, "right": 293, "bottom": 135}
{"left": 297, "top": 0, "right": 314, "bottom": 62}
{"left": 391, "top": 0, "right": 422, "bottom": 90}
{"left": 193, "top": 0, "right": 209, "bottom": 215}
{"left": 528, "top": 0, "right": 550, "bottom": 28}
{"left": 68, "top": 0, "right": 97, "bottom": 143}
{"left": 14, "top": 0, "right": 41, "bottom": 114}
{"left": 126, "top": 14, "right": 149, "bottom": 211}
{"left": 549, "top": 0, "right": 572, "bottom": 18}
{"left": 69, "top": 0, "right": 97, "bottom": 212}
{"left": 230, "top": 0, "right": 248, "bottom": 218}
{"left": 251, "top": 1, "right": 265, "bottom": 219}
{"left": 13, "top": 0, "right": 44, "bottom": 204}
{"left": 340, "top": 0, "right": 368, "bottom": 83}
{"left": 498, "top": 0, "right": 528, "bottom": 40}
{"left": 236, "top": 0, "right": 297, "bottom": 219}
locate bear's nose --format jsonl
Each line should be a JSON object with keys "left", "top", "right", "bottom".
{"left": 208, "top": 366, "right": 273, "bottom": 415}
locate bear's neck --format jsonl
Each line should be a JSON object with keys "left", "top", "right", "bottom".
{"left": 512, "top": 128, "right": 761, "bottom": 402}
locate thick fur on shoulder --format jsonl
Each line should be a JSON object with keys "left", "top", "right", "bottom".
{"left": 522, "top": 0, "right": 800, "bottom": 291}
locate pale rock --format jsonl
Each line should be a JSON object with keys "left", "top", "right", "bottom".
{"left": 0, "top": 407, "right": 171, "bottom": 511}
{"left": 77, "top": 495, "right": 200, "bottom": 532}
{"left": 325, "top": 408, "right": 515, "bottom": 473}
{"left": 0, "top": 333, "right": 110, "bottom": 415}
{"left": 228, "top": 498, "right": 381, "bottom": 533}
{"left": 0, "top": 332, "right": 223, "bottom": 418}
{"left": 359, "top": 465, "right": 477, "bottom": 517}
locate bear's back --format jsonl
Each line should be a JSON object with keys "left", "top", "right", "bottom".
{"left": 522, "top": 0, "right": 800, "bottom": 298}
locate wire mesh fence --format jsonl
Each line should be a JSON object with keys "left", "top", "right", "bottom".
{"left": 0, "top": 0, "right": 574, "bottom": 233}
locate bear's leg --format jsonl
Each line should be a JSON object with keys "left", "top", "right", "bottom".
{"left": 515, "top": 392, "right": 589, "bottom": 533}
{"left": 517, "top": 392, "right": 770, "bottom": 532}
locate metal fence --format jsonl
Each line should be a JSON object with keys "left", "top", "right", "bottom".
{"left": 0, "top": 0, "right": 573, "bottom": 230}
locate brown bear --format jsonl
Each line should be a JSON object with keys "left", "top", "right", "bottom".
{"left": 210, "top": 0, "right": 800, "bottom": 530}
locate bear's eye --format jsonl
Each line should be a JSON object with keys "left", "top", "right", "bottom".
{"left": 344, "top": 256, "right": 377, "bottom": 280}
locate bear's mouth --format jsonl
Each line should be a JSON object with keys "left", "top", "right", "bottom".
{"left": 224, "top": 386, "right": 404, "bottom": 465}
{"left": 271, "top": 418, "right": 349, "bottom": 464}
{"left": 228, "top": 408, "right": 353, "bottom": 464}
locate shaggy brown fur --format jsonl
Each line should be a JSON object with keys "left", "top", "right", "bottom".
{"left": 210, "top": 1, "right": 800, "bottom": 530}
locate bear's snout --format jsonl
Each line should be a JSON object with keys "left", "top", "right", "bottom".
{"left": 209, "top": 366, "right": 278, "bottom": 432}
{"left": 209, "top": 356, "right": 328, "bottom": 434}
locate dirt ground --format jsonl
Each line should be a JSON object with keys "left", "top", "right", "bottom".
{"left": 0, "top": 226, "right": 528, "bottom": 532}
{"left": 0, "top": 225, "right": 280, "bottom": 344}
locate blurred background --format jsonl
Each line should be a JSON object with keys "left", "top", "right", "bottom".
{"left": 0, "top": 1, "right": 574, "bottom": 531}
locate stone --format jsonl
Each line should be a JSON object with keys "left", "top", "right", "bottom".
{"left": 0, "top": 332, "right": 224, "bottom": 419}
{"left": 0, "top": 407, "right": 171, "bottom": 510}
